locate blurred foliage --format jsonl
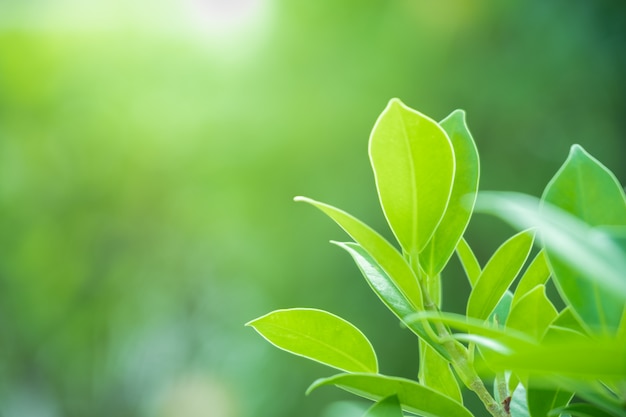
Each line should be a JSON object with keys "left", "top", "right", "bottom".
{"left": 0, "top": 0, "right": 624, "bottom": 416}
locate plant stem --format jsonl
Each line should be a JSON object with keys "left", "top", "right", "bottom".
{"left": 422, "top": 290, "right": 508, "bottom": 417}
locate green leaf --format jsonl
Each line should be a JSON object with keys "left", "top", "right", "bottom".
{"left": 420, "top": 110, "right": 480, "bottom": 276}
{"left": 551, "top": 403, "right": 619, "bottom": 417}
{"left": 246, "top": 308, "right": 378, "bottom": 373}
{"left": 474, "top": 192, "right": 626, "bottom": 333}
{"left": 543, "top": 145, "right": 626, "bottom": 227}
{"left": 308, "top": 373, "right": 473, "bottom": 417}
{"left": 363, "top": 395, "right": 404, "bottom": 417}
{"left": 467, "top": 230, "right": 535, "bottom": 321}
{"left": 542, "top": 145, "right": 626, "bottom": 333}
{"left": 511, "top": 250, "right": 551, "bottom": 308}
{"left": 295, "top": 197, "right": 423, "bottom": 310}
{"left": 456, "top": 237, "right": 482, "bottom": 286}
{"left": 369, "top": 99, "right": 455, "bottom": 257}
{"left": 527, "top": 384, "right": 572, "bottom": 417}
{"left": 418, "top": 341, "right": 463, "bottom": 403}
{"left": 332, "top": 242, "right": 450, "bottom": 360}
{"left": 506, "top": 285, "right": 558, "bottom": 340}
{"left": 490, "top": 290, "right": 514, "bottom": 328}
{"left": 510, "top": 383, "right": 530, "bottom": 417}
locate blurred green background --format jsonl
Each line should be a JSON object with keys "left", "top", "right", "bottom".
{"left": 0, "top": 0, "right": 624, "bottom": 416}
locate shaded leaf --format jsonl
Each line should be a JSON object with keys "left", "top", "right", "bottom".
{"left": 363, "top": 395, "right": 404, "bottom": 417}
{"left": 551, "top": 403, "right": 619, "bottom": 417}
{"left": 295, "top": 197, "right": 423, "bottom": 310}
{"left": 420, "top": 110, "right": 480, "bottom": 276}
{"left": 467, "top": 230, "right": 535, "bottom": 320}
{"left": 247, "top": 308, "right": 378, "bottom": 373}
{"left": 527, "top": 384, "right": 572, "bottom": 417}
{"left": 308, "top": 373, "right": 473, "bottom": 417}
{"left": 369, "top": 99, "right": 455, "bottom": 257}
{"left": 510, "top": 383, "right": 530, "bottom": 417}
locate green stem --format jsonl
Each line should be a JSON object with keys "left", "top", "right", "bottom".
{"left": 421, "top": 288, "right": 508, "bottom": 417}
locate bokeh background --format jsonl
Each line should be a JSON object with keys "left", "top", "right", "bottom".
{"left": 0, "top": 1, "right": 624, "bottom": 416}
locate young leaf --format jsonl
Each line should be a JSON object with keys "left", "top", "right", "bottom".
{"left": 506, "top": 285, "right": 558, "bottom": 340}
{"left": 467, "top": 230, "right": 535, "bottom": 321}
{"left": 511, "top": 250, "right": 551, "bottom": 308}
{"left": 246, "top": 308, "right": 378, "bottom": 373}
{"left": 456, "top": 237, "right": 482, "bottom": 286}
{"left": 542, "top": 145, "right": 626, "bottom": 333}
{"left": 418, "top": 341, "right": 463, "bottom": 403}
{"left": 295, "top": 197, "right": 423, "bottom": 310}
{"left": 420, "top": 110, "right": 480, "bottom": 276}
{"left": 363, "top": 395, "right": 404, "bottom": 417}
{"left": 332, "top": 242, "right": 450, "bottom": 360}
{"left": 369, "top": 99, "right": 455, "bottom": 258}
{"left": 308, "top": 373, "right": 473, "bottom": 417}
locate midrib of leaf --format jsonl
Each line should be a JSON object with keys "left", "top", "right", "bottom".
{"left": 260, "top": 322, "right": 374, "bottom": 372}
{"left": 399, "top": 108, "right": 419, "bottom": 257}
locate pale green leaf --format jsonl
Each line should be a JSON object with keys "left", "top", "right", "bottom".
{"left": 506, "top": 285, "right": 558, "bottom": 340}
{"left": 332, "top": 242, "right": 450, "bottom": 360}
{"left": 246, "top": 308, "right": 378, "bottom": 373}
{"left": 420, "top": 110, "right": 480, "bottom": 276}
{"left": 455, "top": 237, "right": 481, "bottom": 286}
{"left": 542, "top": 145, "right": 626, "bottom": 333}
{"left": 418, "top": 341, "right": 463, "bottom": 403}
{"left": 369, "top": 99, "right": 455, "bottom": 257}
{"left": 363, "top": 395, "right": 404, "bottom": 417}
{"left": 295, "top": 197, "right": 423, "bottom": 310}
{"left": 511, "top": 250, "right": 550, "bottom": 308}
{"left": 474, "top": 192, "right": 626, "bottom": 334}
{"left": 510, "top": 383, "right": 530, "bottom": 417}
{"left": 467, "top": 230, "right": 535, "bottom": 320}
{"left": 308, "top": 373, "right": 473, "bottom": 417}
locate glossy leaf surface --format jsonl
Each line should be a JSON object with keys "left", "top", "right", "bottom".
{"left": 363, "top": 395, "right": 404, "bottom": 417}
{"left": 295, "top": 197, "right": 423, "bottom": 309}
{"left": 467, "top": 230, "right": 534, "bottom": 320}
{"left": 369, "top": 99, "right": 455, "bottom": 257}
{"left": 420, "top": 110, "right": 479, "bottom": 276}
{"left": 247, "top": 308, "right": 378, "bottom": 373}
{"left": 308, "top": 373, "right": 473, "bottom": 417}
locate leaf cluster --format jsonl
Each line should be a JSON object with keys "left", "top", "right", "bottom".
{"left": 248, "top": 99, "right": 626, "bottom": 417}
